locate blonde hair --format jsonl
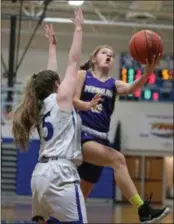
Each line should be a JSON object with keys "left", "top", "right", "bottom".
{"left": 80, "top": 45, "right": 115, "bottom": 70}
{"left": 12, "top": 70, "right": 60, "bottom": 151}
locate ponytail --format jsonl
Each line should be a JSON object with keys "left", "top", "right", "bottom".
{"left": 80, "top": 60, "right": 92, "bottom": 70}
{"left": 12, "top": 74, "right": 42, "bottom": 151}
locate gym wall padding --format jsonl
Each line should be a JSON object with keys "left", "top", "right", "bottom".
{"left": 2, "top": 137, "right": 115, "bottom": 198}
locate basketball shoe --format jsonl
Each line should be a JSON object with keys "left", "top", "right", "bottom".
{"left": 138, "top": 194, "right": 171, "bottom": 223}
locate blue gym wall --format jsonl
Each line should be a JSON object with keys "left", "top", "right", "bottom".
{"left": 2, "top": 137, "right": 115, "bottom": 199}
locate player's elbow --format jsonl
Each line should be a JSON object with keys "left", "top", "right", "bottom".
{"left": 118, "top": 86, "right": 131, "bottom": 95}
{"left": 126, "top": 84, "right": 136, "bottom": 94}
{"left": 127, "top": 87, "right": 134, "bottom": 94}
{"left": 68, "top": 53, "right": 80, "bottom": 64}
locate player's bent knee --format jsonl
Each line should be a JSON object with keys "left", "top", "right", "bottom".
{"left": 110, "top": 152, "right": 126, "bottom": 169}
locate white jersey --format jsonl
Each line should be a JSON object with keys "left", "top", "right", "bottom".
{"left": 31, "top": 95, "right": 87, "bottom": 222}
{"left": 38, "top": 93, "right": 82, "bottom": 165}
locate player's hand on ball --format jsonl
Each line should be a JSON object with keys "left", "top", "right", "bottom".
{"left": 44, "top": 24, "right": 57, "bottom": 45}
{"left": 144, "top": 54, "right": 161, "bottom": 76}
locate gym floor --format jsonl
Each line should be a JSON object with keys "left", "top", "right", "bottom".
{"left": 1, "top": 195, "right": 173, "bottom": 223}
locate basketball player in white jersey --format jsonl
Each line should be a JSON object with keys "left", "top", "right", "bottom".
{"left": 12, "top": 8, "right": 87, "bottom": 224}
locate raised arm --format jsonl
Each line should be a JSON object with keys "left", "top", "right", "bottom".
{"left": 116, "top": 55, "right": 161, "bottom": 95}
{"left": 57, "top": 8, "right": 84, "bottom": 112}
{"left": 45, "top": 24, "right": 57, "bottom": 71}
{"left": 73, "top": 70, "right": 89, "bottom": 110}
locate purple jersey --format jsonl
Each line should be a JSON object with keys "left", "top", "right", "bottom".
{"left": 79, "top": 71, "right": 116, "bottom": 133}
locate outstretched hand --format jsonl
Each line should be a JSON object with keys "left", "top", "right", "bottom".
{"left": 44, "top": 24, "right": 57, "bottom": 45}
{"left": 72, "top": 8, "right": 84, "bottom": 28}
{"left": 144, "top": 54, "right": 161, "bottom": 75}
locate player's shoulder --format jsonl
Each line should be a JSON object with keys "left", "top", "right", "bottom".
{"left": 42, "top": 93, "right": 57, "bottom": 114}
{"left": 115, "top": 79, "right": 126, "bottom": 86}
{"left": 77, "top": 70, "right": 88, "bottom": 83}
{"left": 110, "top": 77, "right": 116, "bottom": 82}
{"left": 78, "top": 70, "right": 86, "bottom": 77}
{"left": 44, "top": 93, "right": 57, "bottom": 104}
{"left": 107, "top": 77, "right": 116, "bottom": 86}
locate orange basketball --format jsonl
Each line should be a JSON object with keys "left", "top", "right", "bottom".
{"left": 129, "top": 30, "right": 163, "bottom": 64}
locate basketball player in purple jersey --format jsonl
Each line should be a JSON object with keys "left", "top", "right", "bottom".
{"left": 73, "top": 45, "right": 170, "bottom": 223}
{"left": 46, "top": 29, "right": 170, "bottom": 222}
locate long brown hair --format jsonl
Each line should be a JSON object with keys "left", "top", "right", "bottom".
{"left": 80, "top": 45, "right": 115, "bottom": 70}
{"left": 12, "top": 70, "right": 60, "bottom": 151}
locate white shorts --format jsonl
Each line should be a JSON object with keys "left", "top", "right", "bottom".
{"left": 31, "top": 159, "right": 87, "bottom": 223}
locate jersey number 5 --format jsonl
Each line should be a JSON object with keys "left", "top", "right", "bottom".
{"left": 42, "top": 111, "right": 54, "bottom": 141}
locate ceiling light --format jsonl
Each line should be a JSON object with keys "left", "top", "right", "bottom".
{"left": 68, "top": 1, "right": 84, "bottom": 6}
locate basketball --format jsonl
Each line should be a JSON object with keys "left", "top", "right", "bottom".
{"left": 129, "top": 30, "right": 163, "bottom": 64}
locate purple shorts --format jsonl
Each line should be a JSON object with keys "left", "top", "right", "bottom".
{"left": 78, "top": 131, "right": 110, "bottom": 183}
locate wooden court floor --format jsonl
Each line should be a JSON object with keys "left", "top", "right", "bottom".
{"left": 1, "top": 196, "right": 173, "bottom": 223}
